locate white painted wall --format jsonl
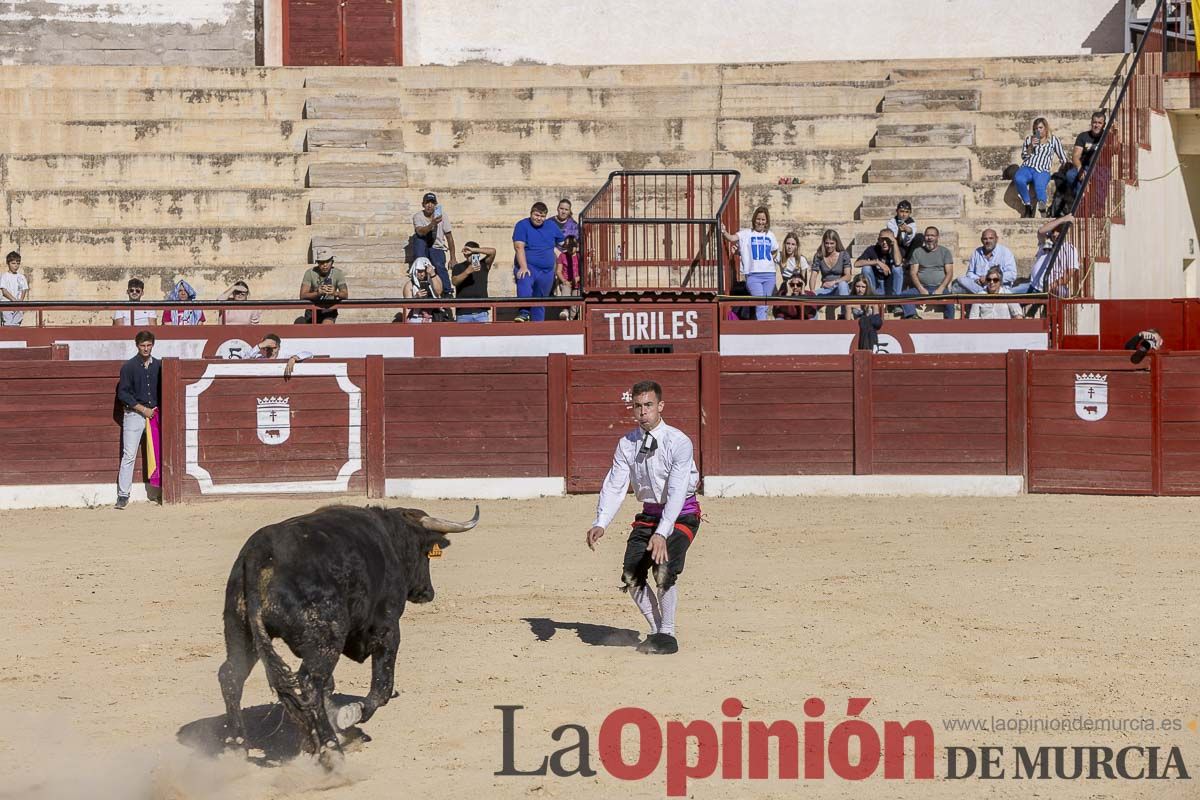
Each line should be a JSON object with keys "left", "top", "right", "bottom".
{"left": 1100, "top": 112, "right": 1199, "bottom": 299}
{"left": 0, "top": 0, "right": 241, "bottom": 27}
{"left": 404, "top": 0, "right": 1125, "bottom": 65}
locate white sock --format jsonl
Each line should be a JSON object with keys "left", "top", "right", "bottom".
{"left": 632, "top": 584, "right": 661, "bottom": 634}
{"left": 658, "top": 585, "right": 678, "bottom": 636}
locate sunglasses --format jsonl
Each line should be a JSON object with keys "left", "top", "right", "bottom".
{"left": 232, "top": 291, "right": 248, "bottom": 297}
{"left": 128, "top": 288, "right": 143, "bottom": 294}
{"left": 987, "top": 278, "right": 1002, "bottom": 283}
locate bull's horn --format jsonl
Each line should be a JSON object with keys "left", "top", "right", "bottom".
{"left": 418, "top": 505, "right": 480, "bottom": 533}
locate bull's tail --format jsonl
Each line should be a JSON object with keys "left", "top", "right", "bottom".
{"left": 243, "top": 555, "right": 301, "bottom": 704}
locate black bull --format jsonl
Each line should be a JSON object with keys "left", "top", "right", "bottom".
{"left": 218, "top": 504, "right": 479, "bottom": 761}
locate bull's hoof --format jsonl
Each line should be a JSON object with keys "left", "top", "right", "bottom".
{"left": 318, "top": 747, "right": 344, "bottom": 772}
{"left": 334, "top": 702, "right": 363, "bottom": 731}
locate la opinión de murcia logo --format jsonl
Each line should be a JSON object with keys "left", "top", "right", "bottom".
{"left": 495, "top": 699, "right": 1190, "bottom": 796}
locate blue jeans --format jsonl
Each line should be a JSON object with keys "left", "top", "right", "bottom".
{"left": 1013, "top": 165, "right": 1052, "bottom": 205}
{"left": 745, "top": 272, "right": 776, "bottom": 320}
{"left": 900, "top": 283, "right": 955, "bottom": 319}
{"left": 860, "top": 264, "right": 903, "bottom": 297}
{"left": 515, "top": 267, "right": 556, "bottom": 321}
{"left": 815, "top": 281, "right": 849, "bottom": 319}
{"left": 456, "top": 310, "right": 489, "bottom": 323}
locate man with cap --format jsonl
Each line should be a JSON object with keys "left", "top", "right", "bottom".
{"left": 412, "top": 191, "right": 455, "bottom": 297}
{"left": 300, "top": 247, "right": 349, "bottom": 324}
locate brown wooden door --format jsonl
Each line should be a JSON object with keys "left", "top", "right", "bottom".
{"left": 285, "top": 0, "right": 402, "bottom": 66}
{"left": 566, "top": 355, "right": 701, "bottom": 493}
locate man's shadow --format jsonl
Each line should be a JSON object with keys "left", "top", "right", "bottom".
{"left": 176, "top": 692, "right": 368, "bottom": 765}
{"left": 522, "top": 618, "right": 641, "bottom": 648}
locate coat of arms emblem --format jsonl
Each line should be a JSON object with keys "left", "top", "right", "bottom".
{"left": 257, "top": 396, "right": 291, "bottom": 444}
{"left": 1074, "top": 373, "right": 1108, "bottom": 421}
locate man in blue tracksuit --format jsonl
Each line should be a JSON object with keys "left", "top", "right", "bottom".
{"left": 512, "top": 201, "right": 565, "bottom": 322}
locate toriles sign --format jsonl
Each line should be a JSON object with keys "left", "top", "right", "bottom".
{"left": 587, "top": 304, "right": 718, "bottom": 354}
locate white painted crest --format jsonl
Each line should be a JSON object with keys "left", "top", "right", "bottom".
{"left": 1074, "top": 373, "right": 1108, "bottom": 421}
{"left": 256, "top": 396, "right": 291, "bottom": 444}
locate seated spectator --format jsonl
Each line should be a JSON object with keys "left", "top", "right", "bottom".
{"left": 513, "top": 201, "right": 565, "bottom": 322}
{"left": 955, "top": 229, "right": 1017, "bottom": 294}
{"left": 412, "top": 192, "right": 454, "bottom": 297}
{"left": 240, "top": 333, "right": 312, "bottom": 379}
{"left": 163, "top": 279, "right": 205, "bottom": 325}
{"left": 1018, "top": 215, "right": 1079, "bottom": 316}
{"left": 300, "top": 247, "right": 348, "bottom": 324}
{"left": 1, "top": 251, "right": 29, "bottom": 327}
{"left": 112, "top": 278, "right": 157, "bottom": 327}
{"left": 726, "top": 279, "right": 756, "bottom": 321}
{"left": 1012, "top": 117, "right": 1068, "bottom": 218}
{"left": 400, "top": 257, "right": 445, "bottom": 323}
{"left": 773, "top": 273, "right": 815, "bottom": 320}
{"left": 900, "top": 227, "right": 956, "bottom": 319}
{"left": 551, "top": 198, "right": 579, "bottom": 241}
{"left": 217, "top": 281, "right": 261, "bottom": 325}
{"left": 855, "top": 229, "right": 906, "bottom": 302}
{"left": 452, "top": 241, "right": 497, "bottom": 323}
{"left": 968, "top": 267, "right": 1024, "bottom": 319}
{"left": 556, "top": 235, "right": 582, "bottom": 320}
{"left": 812, "top": 228, "right": 852, "bottom": 319}
{"left": 775, "top": 232, "right": 811, "bottom": 286}
{"left": 886, "top": 200, "right": 924, "bottom": 260}
{"left": 849, "top": 274, "right": 884, "bottom": 350}
{"left": 1067, "top": 111, "right": 1106, "bottom": 192}
{"left": 720, "top": 206, "right": 779, "bottom": 321}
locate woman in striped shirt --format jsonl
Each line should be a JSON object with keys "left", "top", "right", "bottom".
{"left": 1012, "top": 117, "right": 1067, "bottom": 219}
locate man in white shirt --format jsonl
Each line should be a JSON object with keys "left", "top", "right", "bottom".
{"left": 954, "top": 229, "right": 1018, "bottom": 294}
{"left": 586, "top": 380, "right": 701, "bottom": 655}
{"left": 112, "top": 278, "right": 157, "bottom": 326}
{"left": 233, "top": 333, "right": 313, "bottom": 380}
{"left": 0, "top": 251, "right": 29, "bottom": 326}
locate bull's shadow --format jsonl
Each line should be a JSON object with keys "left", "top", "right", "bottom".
{"left": 523, "top": 618, "right": 641, "bottom": 648}
{"left": 176, "top": 692, "right": 369, "bottom": 765}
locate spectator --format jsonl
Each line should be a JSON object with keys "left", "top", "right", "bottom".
{"left": 512, "top": 201, "right": 565, "bottom": 323}
{"left": 1020, "top": 215, "right": 1079, "bottom": 314}
{"left": 1067, "top": 111, "right": 1107, "bottom": 192}
{"left": 812, "top": 228, "right": 852, "bottom": 319}
{"left": 901, "top": 226, "right": 956, "bottom": 319}
{"left": 412, "top": 192, "right": 454, "bottom": 297}
{"left": 726, "top": 279, "right": 756, "bottom": 321}
{"left": 968, "top": 267, "right": 1024, "bottom": 319}
{"left": 955, "top": 229, "right": 1017, "bottom": 294}
{"left": 400, "top": 257, "right": 445, "bottom": 323}
{"left": 773, "top": 273, "right": 815, "bottom": 320}
{"left": 114, "top": 329, "right": 159, "bottom": 510}
{"left": 886, "top": 200, "right": 924, "bottom": 260}
{"left": 1012, "top": 117, "right": 1068, "bottom": 218}
{"left": 451, "top": 241, "right": 497, "bottom": 323}
{"left": 240, "top": 333, "right": 312, "bottom": 379}
{"left": 112, "top": 278, "right": 157, "bottom": 327}
{"left": 217, "top": 281, "right": 261, "bottom": 325}
{"left": 551, "top": 198, "right": 579, "bottom": 241}
{"left": 849, "top": 274, "right": 883, "bottom": 351}
{"left": 720, "top": 206, "right": 778, "bottom": 321}
{"left": 300, "top": 247, "right": 348, "bottom": 324}
{"left": 855, "top": 229, "right": 906, "bottom": 302}
{"left": 1, "top": 251, "right": 29, "bottom": 327}
{"left": 162, "top": 279, "right": 205, "bottom": 326}
{"left": 556, "top": 234, "right": 582, "bottom": 320}
{"left": 775, "top": 231, "right": 811, "bottom": 287}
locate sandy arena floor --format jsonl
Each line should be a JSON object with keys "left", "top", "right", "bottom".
{"left": 0, "top": 493, "right": 1197, "bottom": 799}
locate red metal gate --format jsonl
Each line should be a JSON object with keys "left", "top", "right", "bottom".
{"left": 565, "top": 355, "right": 701, "bottom": 493}
{"left": 284, "top": 0, "right": 403, "bottom": 66}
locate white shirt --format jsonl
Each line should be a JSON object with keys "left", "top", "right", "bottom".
{"left": 0, "top": 272, "right": 28, "bottom": 302}
{"left": 243, "top": 345, "right": 314, "bottom": 361}
{"left": 112, "top": 308, "right": 157, "bottom": 326}
{"left": 593, "top": 420, "right": 700, "bottom": 538}
{"left": 969, "top": 289, "right": 1024, "bottom": 319}
{"left": 736, "top": 229, "right": 779, "bottom": 275}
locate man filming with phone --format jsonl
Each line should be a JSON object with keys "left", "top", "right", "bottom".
{"left": 412, "top": 191, "right": 455, "bottom": 297}
{"left": 300, "top": 246, "right": 348, "bottom": 324}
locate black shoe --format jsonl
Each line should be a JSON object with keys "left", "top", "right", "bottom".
{"left": 639, "top": 633, "right": 679, "bottom": 655}
{"left": 1022, "top": 204, "right": 1034, "bottom": 219}
{"left": 114, "top": 496, "right": 129, "bottom": 510}
{"left": 636, "top": 635, "right": 656, "bottom": 654}
{"left": 1038, "top": 203, "right": 1048, "bottom": 218}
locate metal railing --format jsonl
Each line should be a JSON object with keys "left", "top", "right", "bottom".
{"left": 1047, "top": 0, "right": 1167, "bottom": 345}
{"left": 579, "top": 170, "right": 740, "bottom": 294}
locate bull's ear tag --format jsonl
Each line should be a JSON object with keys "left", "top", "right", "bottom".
{"left": 427, "top": 544, "right": 442, "bottom": 559}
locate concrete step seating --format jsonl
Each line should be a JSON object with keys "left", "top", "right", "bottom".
{"left": 0, "top": 55, "right": 1121, "bottom": 304}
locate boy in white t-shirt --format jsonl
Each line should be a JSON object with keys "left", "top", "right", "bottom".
{"left": 0, "top": 251, "right": 29, "bottom": 327}
{"left": 720, "top": 207, "right": 779, "bottom": 320}
{"left": 112, "top": 277, "right": 158, "bottom": 327}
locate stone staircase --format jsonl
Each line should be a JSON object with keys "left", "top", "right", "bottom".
{"left": 0, "top": 56, "right": 1123, "bottom": 321}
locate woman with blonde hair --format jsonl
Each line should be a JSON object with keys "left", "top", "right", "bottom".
{"left": 1012, "top": 116, "right": 1067, "bottom": 218}
{"left": 812, "top": 228, "right": 852, "bottom": 319}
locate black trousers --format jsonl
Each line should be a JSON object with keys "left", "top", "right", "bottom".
{"left": 621, "top": 512, "right": 700, "bottom": 593}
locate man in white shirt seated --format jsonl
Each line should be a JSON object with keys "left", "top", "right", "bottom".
{"left": 954, "top": 229, "right": 1018, "bottom": 294}
{"left": 111, "top": 278, "right": 157, "bottom": 326}
{"left": 585, "top": 380, "right": 701, "bottom": 656}
{"left": 236, "top": 333, "right": 313, "bottom": 380}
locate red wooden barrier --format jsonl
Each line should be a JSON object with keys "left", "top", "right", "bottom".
{"left": 1160, "top": 353, "right": 1200, "bottom": 495}
{"left": 0, "top": 345, "right": 67, "bottom": 361}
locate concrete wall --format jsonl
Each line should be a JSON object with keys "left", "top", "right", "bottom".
{"left": 402, "top": 0, "right": 1127, "bottom": 66}
{"left": 0, "top": 0, "right": 256, "bottom": 65}
{"left": 1101, "top": 112, "right": 1199, "bottom": 300}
